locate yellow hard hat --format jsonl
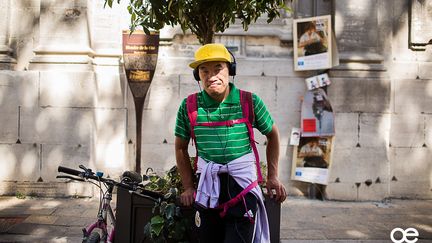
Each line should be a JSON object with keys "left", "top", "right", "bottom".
{"left": 189, "top": 43, "right": 232, "bottom": 69}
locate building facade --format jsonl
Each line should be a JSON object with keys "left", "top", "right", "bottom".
{"left": 0, "top": 0, "right": 431, "bottom": 200}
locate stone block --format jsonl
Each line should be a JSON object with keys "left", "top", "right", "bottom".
{"left": 38, "top": 0, "right": 90, "bottom": 48}
{"left": 390, "top": 181, "right": 432, "bottom": 199}
{"left": 426, "top": 114, "right": 432, "bottom": 147}
{"left": 359, "top": 113, "right": 391, "bottom": 148}
{"left": 0, "top": 1, "right": 11, "bottom": 40}
{"left": 0, "top": 144, "right": 39, "bottom": 181}
{"left": 389, "top": 147, "right": 431, "bottom": 183}
{"left": 276, "top": 77, "right": 306, "bottom": 113}
{"left": 326, "top": 181, "right": 389, "bottom": 201}
{"left": 0, "top": 105, "right": 18, "bottom": 143}
{"left": 93, "top": 67, "right": 126, "bottom": 108}
{"left": 273, "top": 110, "right": 301, "bottom": 147}
{"left": 93, "top": 143, "right": 127, "bottom": 175}
{"left": 394, "top": 78, "right": 432, "bottom": 114}
{"left": 275, "top": 77, "right": 305, "bottom": 145}
{"left": 325, "top": 182, "right": 358, "bottom": 201}
{"left": 236, "top": 58, "right": 305, "bottom": 77}
{"left": 0, "top": 71, "right": 39, "bottom": 108}
{"left": 141, "top": 109, "right": 172, "bottom": 145}
{"left": 88, "top": 0, "right": 124, "bottom": 53}
{"left": 235, "top": 75, "right": 277, "bottom": 114}
{"left": 93, "top": 108, "right": 127, "bottom": 144}
{"left": 333, "top": 112, "right": 358, "bottom": 149}
{"left": 41, "top": 144, "right": 91, "bottom": 182}
{"left": 140, "top": 143, "right": 177, "bottom": 174}
{"left": 263, "top": 59, "right": 301, "bottom": 77}
{"left": 388, "top": 62, "right": 419, "bottom": 80}
{"left": 40, "top": 71, "right": 125, "bottom": 108}
{"left": 179, "top": 74, "right": 201, "bottom": 100}
{"left": 236, "top": 58, "right": 265, "bottom": 76}
{"left": 154, "top": 56, "right": 193, "bottom": 76}
{"left": 14, "top": 182, "right": 72, "bottom": 197}
{"left": 389, "top": 113, "right": 424, "bottom": 148}
{"left": 10, "top": 0, "right": 40, "bottom": 39}
{"left": 335, "top": 0, "right": 379, "bottom": 53}
{"left": 21, "top": 107, "right": 126, "bottom": 145}
{"left": 327, "top": 77, "right": 391, "bottom": 113}
{"left": 279, "top": 145, "right": 294, "bottom": 185}
{"left": 419, "top": 62, "right": 432, "bottom": 80}
{"left": 245, "top": 41, "right": 291, "bottom": 59}
{"left": 330, "top": 147, "right": 390, "bottom": 184}
{"left": 9, "top": 0, "right": 39, "bottom": 70}
{"left": 144, "top": 75, "right": 180, "bottom": 109}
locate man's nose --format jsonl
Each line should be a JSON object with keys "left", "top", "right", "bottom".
{"left": 207, "top": 72, "right": 219, "bottom": 80}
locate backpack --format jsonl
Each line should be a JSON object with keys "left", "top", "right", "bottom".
{"left": 186, "top": 90, "right": 263, "bottom": 183}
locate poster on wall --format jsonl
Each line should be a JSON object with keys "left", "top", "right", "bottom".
{"left": 291, "top": 136, "right": 334, "bottom": 185}
{"left": 293, "top": 15, "right": 332, "bottom": 71}
{"left": 301, "top": 88, "right": 335, "bottom": 137}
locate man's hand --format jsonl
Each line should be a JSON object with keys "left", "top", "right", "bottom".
{"left": 175, "top": 137, "right": 195, "bottom": 207}
{"left": 266, "top": 177, "right": 287, "bottom": 203}
{"left": 180, "top": 187, "right": 195, "bottom": 207}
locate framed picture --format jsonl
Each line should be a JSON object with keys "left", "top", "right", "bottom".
{"left": 293, "top": 15, "right": 332, "bottom": 71}
{"left": 291, "top": 136, "right": 334, "bottom": 185}
{"left": 301, "top": 88, "right": 335, "bottom": 137}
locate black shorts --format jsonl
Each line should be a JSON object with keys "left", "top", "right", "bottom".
{"left": 194, "top": 173, "right": 258, "bottom": 243}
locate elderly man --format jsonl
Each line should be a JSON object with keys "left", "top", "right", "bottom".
{"left": 174, "top": 43, "right": 286, "bottom": 243}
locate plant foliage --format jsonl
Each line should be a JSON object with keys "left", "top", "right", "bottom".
{"left": 104, "top": 0, "right": 290, "bottom": 44}
{"left": 142, "top": 166, "right": 191, "bottom": 242}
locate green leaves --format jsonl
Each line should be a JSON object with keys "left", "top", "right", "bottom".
{"left": 103, "top": 0, "right": 290, "bottom": 44}
{"left": 141, "top": 166, "right": 190, "bottom": 242}
{"left": 150, "top": 215, "right": 165, "bottom": 236}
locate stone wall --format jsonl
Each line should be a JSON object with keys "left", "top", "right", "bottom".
{"left": 0, "top": 0, "right": 431, "bottom": 200}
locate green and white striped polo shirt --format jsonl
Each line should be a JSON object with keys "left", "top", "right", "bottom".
{"left": 175, "top": 83, "right": 274, "bottom": 164}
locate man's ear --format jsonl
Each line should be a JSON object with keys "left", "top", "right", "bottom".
{"left": 193, "top": 68, "right": 200, "bottom": 81}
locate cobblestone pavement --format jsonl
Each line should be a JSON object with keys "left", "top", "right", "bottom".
{"left": 0, "top": 196, "right": 431, "bottom": 243}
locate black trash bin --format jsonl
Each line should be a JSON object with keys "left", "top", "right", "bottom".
{"left": 115, "top": 187, "right": 280, "bottom": 243}
{"left": 264, "top": 194, "right": 281, "bottom": 243}
{"left": 115, "top": 187, "right": 197, "bottom": 243}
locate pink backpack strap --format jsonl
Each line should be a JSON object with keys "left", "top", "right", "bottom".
{"left": 217, "top": 180, "right": 258, "bottom": 220}
{"left": 186, "top": 93, "right": 198, "bottom": 172}
{"left": 240, "top": 90, "right": 263, "bottom": 183}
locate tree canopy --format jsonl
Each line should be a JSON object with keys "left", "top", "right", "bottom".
{"left": 105, "top": 0, "right": 289, "bottom": 44}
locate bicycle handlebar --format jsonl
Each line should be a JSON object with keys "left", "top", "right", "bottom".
{"left": 58, "top": 165, "right": 132, "bottom": 189}
{"left": 57, "top": 165, "right": 166, "bottom": 200}
{"left": 58, "top": 166, "right": 82, "bottom": 177}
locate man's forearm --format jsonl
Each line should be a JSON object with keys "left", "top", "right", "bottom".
{"left": 266, "top": 125, "right": 280, "bottom": 179}
{"left": 175, "top": 147, "right": 194, "bottom": 190}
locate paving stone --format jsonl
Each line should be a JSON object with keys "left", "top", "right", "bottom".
{"left": 24, "top": 215, "right": 58, "bottom": 224}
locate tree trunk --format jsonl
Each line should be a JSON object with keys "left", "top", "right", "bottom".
{"left": 203, "top": 31, "right": 214, "bottom": 44}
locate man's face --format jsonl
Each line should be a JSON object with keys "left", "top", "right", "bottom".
{"left": 198, "top": 61, "right": 230, "bottom": 98}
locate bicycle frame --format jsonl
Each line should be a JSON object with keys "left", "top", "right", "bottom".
{"left": 83, "top": 181, "right": 116, "bottom": 243}
{"left": 57, "top": 165, "right": 157, "bottom": 243}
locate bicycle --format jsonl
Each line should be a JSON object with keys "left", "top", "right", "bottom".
{"left": 57, "top": 165, "right": 161, "bottom": 243}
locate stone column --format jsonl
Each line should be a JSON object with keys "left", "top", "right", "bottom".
{"left": 29, "top": 0, "right": 93, "bottom": 70}
{"left": 87, "top": 0, "right": 127, "bottom": 66}
{"left": 333, "top": 0, "right": 390, "bottom": 71}
{"left": 0, "top": 0, "right": 17, "bottom": 69}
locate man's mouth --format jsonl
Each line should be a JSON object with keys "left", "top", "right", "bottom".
{"left": 208, "top": 81, "right": 220, "bottom": 88}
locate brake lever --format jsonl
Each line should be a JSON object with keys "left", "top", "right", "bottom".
{"left": 79, "top": 164, "right": 88, "bottom": 171}
{"left": 79, "top": 164, "right": 94, "bottom": 176}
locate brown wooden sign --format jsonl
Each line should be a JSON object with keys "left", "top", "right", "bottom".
{"left": 122, "top": 30, "right": 160, "bottom": 173}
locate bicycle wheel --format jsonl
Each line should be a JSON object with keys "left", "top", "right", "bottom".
{"left": 85, "top": 231, "right": 101, "bottom": 243}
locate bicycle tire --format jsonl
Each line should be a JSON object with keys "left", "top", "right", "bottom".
{"left": 85, "top": 231, "right": 101, "bottom": 243}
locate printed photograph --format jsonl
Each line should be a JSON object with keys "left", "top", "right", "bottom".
{"left": 293, "top": 15, "right": 332, "bottom": 71}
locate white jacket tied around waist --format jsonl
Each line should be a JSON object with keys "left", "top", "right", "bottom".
{"left": 195, "top": 153, "right": 270, "bottom": 243}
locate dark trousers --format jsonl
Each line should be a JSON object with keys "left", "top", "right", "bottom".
{"left": 194, "top": 173, "right": 258, "bottom": 243}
